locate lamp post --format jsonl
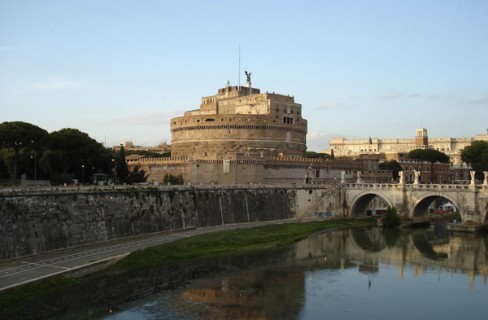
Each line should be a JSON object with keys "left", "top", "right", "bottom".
{"left": 30, "top": 153, "right": 37, "bottom": 180}
{"left": 81, "top": 164, "right": 85, "bottom": 184}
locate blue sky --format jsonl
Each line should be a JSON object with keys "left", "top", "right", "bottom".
{"left": 1, "top": 0, "right": 487, "bottom": 151}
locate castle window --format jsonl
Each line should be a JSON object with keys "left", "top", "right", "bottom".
{"left": 205, "top": 118, "right": 215, "bottom": 122}
{"left": 283, "top": 116, "right": 294, "bottom": 124}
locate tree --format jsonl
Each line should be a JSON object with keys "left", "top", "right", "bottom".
{"left": 115, "top": 147, "right": 129, "bottom": 184}
{"left": 379, "top": 160, "right": 402, "bottom": 180}
{"left": 461, "top": 141, "right": 488, "bottom": 180}
{"left": 47, "top": 128, "right": 109, "bottom": 183}
{"left": 407, "top": 149, "right": 450, "bottom": 183}
{"left": 306, "top": 151, "right": 331, "bottom": 159}
{"left": 381, "top": 207, "right": 401, "bottom": 228}
{"left": 128, "top": 165, "right": 149, "bottom": 183}
{"left": 0, "top": 121, "right": 49, "bottom": 183}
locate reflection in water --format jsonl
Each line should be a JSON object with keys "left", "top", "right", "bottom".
{"left": 111, "top": 225, "right": 488, "bottom": 320}
{"left": 3, "top": 225, "right": 486, "bottom": 319}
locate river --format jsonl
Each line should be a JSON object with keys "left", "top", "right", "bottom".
{"left": 106, "top": 223, "right": 488, "bottom": 320}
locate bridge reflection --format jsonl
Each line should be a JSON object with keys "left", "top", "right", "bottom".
{"left": 178, "top": 227, "right": 487, "bottom": 319}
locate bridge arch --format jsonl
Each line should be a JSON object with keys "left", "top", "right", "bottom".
{"left": 349, "top": 191, "right": 394, "bottom": 217}
{"left": 411, "top": 193, "right": 461, "bottom": 217}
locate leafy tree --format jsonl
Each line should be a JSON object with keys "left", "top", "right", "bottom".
{"left": 379, "top": 160, "right": 402, "bottom": 180}
{"left": 381, "top": 207, "right": 401, "bottom": 228}
{"left": 47, "top": 128, "right": 109, "bottom": 183}
{"left": 407, "top": 148, "right": 450, "bottom": 183}
{"left": 306, "top": 151, "right": 331, "bottom": 159}
{"left": 115, "top": 147, "right": 129, "bottom": 184}
{"left": 461, "top": 141, "right": 488, "bottom": 180}
{"left": 0, "top": 121, "right": 49, "bottom": 183}
{"left": 128, "top": 165, "right": 149, "bottom": 183}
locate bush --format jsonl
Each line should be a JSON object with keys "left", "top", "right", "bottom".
{"left": 381, "top": 206, "right": 401, "bottom": 228}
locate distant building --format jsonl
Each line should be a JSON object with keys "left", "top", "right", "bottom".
{"left": 326, "top": 128, "right": 488, "bottom": 165}
{"left": 114, "top": 141, "right": 171, "bottom": 154}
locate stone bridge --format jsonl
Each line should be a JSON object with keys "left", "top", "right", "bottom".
{"left": 340, "top": 182, "right": 488, "bottom": 224}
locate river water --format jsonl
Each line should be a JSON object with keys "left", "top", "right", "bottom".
{"left": 107, "top": 224, "right": 488, "bottom": 320}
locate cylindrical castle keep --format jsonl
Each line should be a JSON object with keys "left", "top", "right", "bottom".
{"left": 170, "top": 85, "right": 307, "bottom": 159}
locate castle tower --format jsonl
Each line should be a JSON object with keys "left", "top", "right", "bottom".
{"left": 170, "top": 85, "right": 307, "bottom": 159}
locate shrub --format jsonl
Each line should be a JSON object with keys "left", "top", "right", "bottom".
{"left": 381, "top": 206, "right": 401, "bottom": 228}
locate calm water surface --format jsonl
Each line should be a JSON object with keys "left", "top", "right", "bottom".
{"left": 108, "top": 224, "right": 488, "bottom": 320}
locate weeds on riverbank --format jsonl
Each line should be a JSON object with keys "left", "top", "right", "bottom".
{"left": 109, "top": 218, "right": 375, "bottom": 272}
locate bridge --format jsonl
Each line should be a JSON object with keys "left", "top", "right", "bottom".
{"left": 340, "top": 181, "right": 488, "bottom": 224}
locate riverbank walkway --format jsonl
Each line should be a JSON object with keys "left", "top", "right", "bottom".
{"left": 0, "top": 220, "right": 296, "bottom": 292}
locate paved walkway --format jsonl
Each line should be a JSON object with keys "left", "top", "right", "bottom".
{"left": 0, "top": 220, "right": 292, "bottom": 291}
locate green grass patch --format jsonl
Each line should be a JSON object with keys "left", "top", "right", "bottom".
{"left": 0, "top": 275, "right": 78, "bottom": 311}
{"left": 110, "top": 218, "right": 375, "bottom": 272}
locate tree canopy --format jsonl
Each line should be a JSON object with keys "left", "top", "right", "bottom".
{"left": 407, "top": 148, "right": 450, "bottom": 183}
{"left": 407, "top": 148, "right": 450, "bottom": 164}
{"left": 0, "top": 122, "right": 115, "bottom": 184}
{"left": 306, "top": 151, "right": 331, "bottom": 159}
{"left": 0, "top": 121, "right": 49, "bottom": 181}
{"left": 379, "top": 160, "right": 402, "bottom": 180}
{"left": 461, "top": 141, "right": 488, "bottom": 180}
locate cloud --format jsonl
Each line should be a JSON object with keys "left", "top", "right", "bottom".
{"left": 409, "top": 93, "right": 422, "bottom": 98}
{"left": 378, "top": 93, "right": 402, "bottom": 100}
{"left": 428, "top": 95, "right": 439, "bottom": 99}
{"left": 319, "top": 102, "right": 343, "bottom": 110}
{"left": 307, "top": 132, "right": 335, "bottom": 151}
{"left": 467, "top": 95, "right": 488, "bottom": 105}
{"left": 28, "top": 77, "right": 80, "bottom": 92}
{"left": 92, "top": 110, "right": 182, "bottom": 127}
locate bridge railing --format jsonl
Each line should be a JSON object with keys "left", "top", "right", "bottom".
{"left": 342, "top": 182, "right": 487, "bottom": 191}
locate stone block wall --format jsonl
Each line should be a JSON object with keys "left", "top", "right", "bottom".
{"left": 0, "top": 187, "right": 301, "bottom": 260}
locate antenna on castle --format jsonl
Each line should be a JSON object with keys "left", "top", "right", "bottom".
{"left": 238, "top": 43, "right": 241, "bottom": 88}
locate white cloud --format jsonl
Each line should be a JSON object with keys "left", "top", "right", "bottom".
{"left": 319, "top": 102, "right": 343, "bottom": 110}
{"left": 467, "top": 95, "right": 488, "bottom": 105}
{"left": 28, "top": 77, "right": 80, "bottom": 92}
{"left": 307, "top": 132, "right": 335, "bottom": 151}
{"left": 378, "top": 93, "right": 402, "bottom": 100}
{"left": 409, "top": 93, "right": 422, "bottom": 98}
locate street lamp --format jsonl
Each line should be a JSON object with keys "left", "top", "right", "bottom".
{"left": 30, "top": 153, "right": 37, "bottom": 180}
{"left": 81, "top": 164, "right": 85, "bottom": 184}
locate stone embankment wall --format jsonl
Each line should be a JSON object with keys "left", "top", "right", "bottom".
{"left": 0, "top": 186, "right": 337, "bottom": 260}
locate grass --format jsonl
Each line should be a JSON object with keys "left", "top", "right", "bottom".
{"left": 0, "top": 275, "right": 78, "bottom": 312}
{"left": 110, "top": 218, "right": 375, "bottom": 271}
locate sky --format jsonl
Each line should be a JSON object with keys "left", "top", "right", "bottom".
{"left": 1, "top": 0, "right": 487, "bottom": 152}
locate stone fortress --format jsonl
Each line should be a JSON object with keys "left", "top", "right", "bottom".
{"left": 170, "top": 77, "right": 307, "bottom": 159}
{"left": 127, "top": 74, "right": 380, "bottom": 185}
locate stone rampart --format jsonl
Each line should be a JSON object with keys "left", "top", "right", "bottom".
{"left": 0, "top": 186, "right": 316, "bottom": 260}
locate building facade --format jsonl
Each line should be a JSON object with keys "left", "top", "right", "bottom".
{"left": 326, "top": 129, "right": 488, "bottom": 165}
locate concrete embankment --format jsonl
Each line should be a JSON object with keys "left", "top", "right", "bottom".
{"left": 0, "top": 185, "right": 338, "bottom": 260}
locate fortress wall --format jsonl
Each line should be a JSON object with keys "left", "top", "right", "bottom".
{"left": 0, "top": 186, "right": 320, "bottom": 260}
